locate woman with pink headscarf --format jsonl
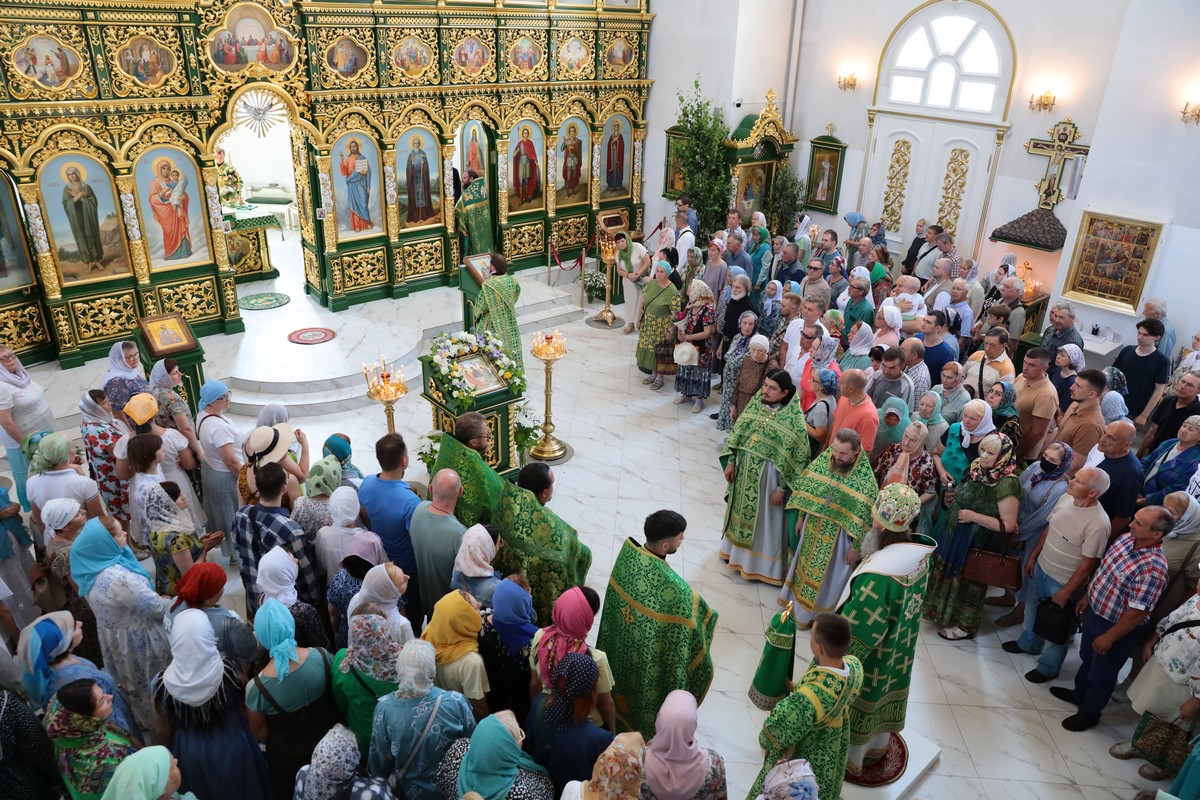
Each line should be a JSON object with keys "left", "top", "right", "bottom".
{"left": 529, "top": 586, "right": 616, "bottom": 732}
{"left": 641, "top": 690, "right": 727, "bottom": 800}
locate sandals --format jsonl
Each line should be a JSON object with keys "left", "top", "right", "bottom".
{"left": 937, "top": 627, "right": 975, "bottom": 641}
{"left": 650, "top": 377, "right": 664, "bottom": 390}
{"left": 642, "top": 375, "right": 657, "bottom": 385}
{"left": 623, "top": 324, "right": 636, "bottom": 335}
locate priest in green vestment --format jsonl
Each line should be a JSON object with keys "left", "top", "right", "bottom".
{"left": 720, "top": 371, "right": 810, "bottom": 585}
{"left": 597, "top": 510, "right": 717, "bottom": 739}
{"left": 455, "top": 171, "right": 494, "bottom": 255}
{"left": 472, "top": 252, "right": 523, "bottom": 371}
{"left": 750, "top": 612, "right": 864, "bottom": 800}
{"left": 432, "top": 434, "right": 590, "bottom": 621}
{"left": 780, "top": 427, "right": 877, "bottom": 625}
{"left": 837, "top": 483, "right": 936, "bottom": 780}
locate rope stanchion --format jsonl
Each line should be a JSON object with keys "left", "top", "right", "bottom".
{"left": 550, "top": 233, "right": 598, "bottom": 271}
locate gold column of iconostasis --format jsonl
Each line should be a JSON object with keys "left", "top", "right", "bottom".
{"left": 0, "top": 0, "right": 651, "bottom": 364}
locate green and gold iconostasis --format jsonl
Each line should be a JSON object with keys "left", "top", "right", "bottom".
{"left": 0, "top": 0, "right": 653, "bottom": 365}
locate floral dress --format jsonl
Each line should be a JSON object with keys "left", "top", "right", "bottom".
{"left": 80, "top": 420, "right": 128, "bottom": 523}
{"left": 717, "top": 334, "right": 752, "bottom": 431}
{"left": 291, "top": 496, "right": 333, "bottom": 542}
{"left": 327, "top": 569, "right": 363, "bottom": 650}
{"left": 638, "top": 748, "right": 727, "bottom": 800}
{"left": 675, "top": 303, "right": 716, "bottom": 398}
{"left": 148, "top": 529, "right": 203, "bottom": 596}
{"left": 103, "top": 376, "right": 150, "bottom": 419}
{"left": 636, "top": 284, "right": 681, "bottom": 374}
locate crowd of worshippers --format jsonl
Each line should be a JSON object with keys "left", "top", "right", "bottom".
{"left": 0, "top": 340, "right": 735, "bottom": 800}
{"left": 704, "top": 210, "right": 1200, "bottom": 796}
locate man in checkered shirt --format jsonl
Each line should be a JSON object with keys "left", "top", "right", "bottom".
{"left": 1049, "top": 505, "right": 1172, "bottom": 731}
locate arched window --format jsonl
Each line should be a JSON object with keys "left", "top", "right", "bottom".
{"left": 877, "top": 2, "right": 1015, "bottom": 122}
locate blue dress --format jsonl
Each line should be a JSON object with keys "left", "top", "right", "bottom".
{"left": 327, "top": 569, "right": 363, "bottom": 650}
{"left": 153, "top": 665, "right": 272, "bottom": 800}
{"left": 47, "top": 657, "right": 142, "bottom": 744}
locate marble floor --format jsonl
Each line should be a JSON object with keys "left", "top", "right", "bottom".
{"left": 25, "top": 242, "right": 1164, "bottom": 800}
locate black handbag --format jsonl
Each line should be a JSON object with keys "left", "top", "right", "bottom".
{"left": 1033, "top": 596, "right": 1077, "bottom": 645}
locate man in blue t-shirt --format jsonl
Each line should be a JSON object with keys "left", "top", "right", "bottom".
{"left": 358, "top": 432, "right": 425, "bottom": 631}
{"left": 916, "top": 309, "right": 957, "bottom": 380}
{"left": 1094, "top": 420, "right": 1145, "bottom": 544}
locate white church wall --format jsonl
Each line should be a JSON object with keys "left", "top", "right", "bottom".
{"left": 217, "top": 122, "right": 296, "bottom": 195}
{"left": 1047, "top": 0, "right": 1200, "bottom": 348}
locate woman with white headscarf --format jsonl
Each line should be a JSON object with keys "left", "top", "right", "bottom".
{"left": 349, "top": 563, "right": 413, "bottom": 647}
{"left": 872, "top": 305, "right": 902, "bottom": 349}
{"left": 100, "top": 341, "right": 151, "bottom": 422}
{"left": 0, "top": 344, "right": 55, "bottom": 512}
{"left": 933, "top": 399, "right": 996, "bottom": 487}
{"left": 314, "top": 486, "right": 386, "bottom": 588}
{"left": 151, "top": 608, "right": 272, "bottom": 800}
{"left": 836, "top": 265, "right": 872, "bottom": 313}
{"left": 295, "top": 724, "right": 393, "bottom": 800}
{"left": 257, "top": 546, "right": 328, "bottom": 649}
{"left": 839, "top": 321, "right": 875, "bottom": 371}
{"left": 368, "top": 640, "right": 476, "bottom": 800}
{"left": 450, "top": 524, "right": 502, "bottom": 607}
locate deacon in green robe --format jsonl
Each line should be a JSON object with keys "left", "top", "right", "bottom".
{"left": 432, "top": 434, "right": 589, "bottom": 621}
{"left": 780, "top": 428, "right": 877, "bottom": 625}
{"left": 836, "top": 484, "right": 935, "bottom": 778}
{"left": 750, "top": 613, "right": 864, "bottom": 800}
{"left": 720, "top": 378, "right": 810, "bottom": 585}
{"left": 455, "top": 173, "right": 494, "bottom": 255}
{"left": 472, "top": 255, "right": 523, "bottom": 372}
{"left": 597, "top": 516, "right": 717, "bottom": 740}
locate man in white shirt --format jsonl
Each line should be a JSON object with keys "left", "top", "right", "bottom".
{"left": 946, "top": 279, "right": 976, "bottom": 354}
{"left": 724, "top": 210, "right": 745, "bottom": 243}
{"left": 672, "top": 210, "right": 695, "bottom": 255}
{"left": 784, "top": 321, "right": 819, "bottom": 389}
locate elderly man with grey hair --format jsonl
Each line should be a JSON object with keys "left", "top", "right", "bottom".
{"left": 1000, "top": 276, "right": 1028, "bottom": 349}
{"left": 1042, "top": 300, "right": 1085, "bottom": 376}
{"left": 408, "top": 467, "right": 467, "bottom": 616}
{"left": 724, "top": 229, "right": 753, "bottom": 274}
{"left": 1142, "top": 298, "right": 1176, "bottom": 357}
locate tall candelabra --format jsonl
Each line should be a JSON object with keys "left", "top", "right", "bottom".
{"left": 363, "top": 356, "right": 407, "bottom": 433}
{"left": 529, "top": 330, "right": 567, "bottom": 461}
{"left": 590, "top": 238, "right": 619, "bottom": 328}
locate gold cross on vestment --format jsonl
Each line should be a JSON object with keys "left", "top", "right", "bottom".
{"left": 865, "top": 667, "right": 886, "bottom": 688}
{"left": 899, "top": 626, "right": 919, "bottom": 650}
{"left": 1025, "top": 118, "right": 1090, "bottom": 210}
{"left": 857, "top": 580, "right": 880, "bottom": 602}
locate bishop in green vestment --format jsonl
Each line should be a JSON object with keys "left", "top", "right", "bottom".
{"left": 597, "top": 519, "right": 717, "bottom": 740}
{"left": 780, "top": 428, "right": 877, "bottom": 625}
{"left": 432, "top": 434, "right": 590, "bottom": 621}
{"left": 455, "top": 173, "right": 494, "bottom": 255}
{"left": 720, "top": 380, "right": 810, "bottom": 585}
{"left": 837, "top": 484, "right": 935, "bottom": 778}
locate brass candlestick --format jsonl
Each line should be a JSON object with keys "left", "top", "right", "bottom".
{"left": 591, "top": 238, "right": 619, "bottom": 328}
{"left": 364, "top": 356, "right": 408, "bottom": 434}
{"left": 529, "top": 331, "right": 567, "bottom": 461}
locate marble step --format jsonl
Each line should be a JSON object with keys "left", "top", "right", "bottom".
{"left": 227, "top": 301, "right": 586, "bottom": 417}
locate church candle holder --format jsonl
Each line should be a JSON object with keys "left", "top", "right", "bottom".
{"left": 529, "top": 330, "right": 568, "bottom": 461}
{"left": 590, "top": 238, "right": 620, "bottom": 328}
{"left": 364, "top": 356, "right": 407, "bottom": 433}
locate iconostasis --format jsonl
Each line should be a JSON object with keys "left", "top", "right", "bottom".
{"left": 0, "top": 0, "right": 652, "bottom": 365}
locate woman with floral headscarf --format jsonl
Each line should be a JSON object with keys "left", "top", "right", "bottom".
{"left": 146, "top": 481, "right": 216, "bottom": 597}
{"left": 932, "top": 361, "right": 971, "bottom": 425}
{"left": 245, "top": 598, "right": 339, "bottom": 800}
{"left": 1052, "top": 343, "right": 1085, "bottom": 412}
{"left": 151, "top": 608, "right": 272, "bottom": 800}
{"left": 291, "top": 455, "right": 341, "bottom": 541}
{"left": 561, "top": 732, "right": 646, "bottom": 800}
{"left": 924, "top": 432, "right": 1021, "bottom": 640}
{"left": 44, "top": 675, "right": 139, "bottom": 799}
{"left": 986, "top": 380, "right": 1023, "bottom": 453}
{"left": 875, "top": 420, "right": 938, "bottom": 519}
{"left": 674, "top": 280, "right": 717, "bottom": 413}
{"left": 369, "top": 640, "right": 475, "bottom": 800}
{"left": 524, "top": 653, "right": 613, "bottom": 792}
{"left": 714, "top": 311, "right": 758, "bottom": 430}
{"left": 799, "top": 334, "right": 840, "bottom": 412}
{"left": 1101, "top": 365, "right": 1131, "bottom": 424}
{"left": 332, "top": 609, "right": 400, "bottom": 751}
{"left": 438, "top": 711, "right": 553, "bottom": 800}
{"left": 1141, "top": 417, "right": 1200, "bottom": 506}
{"left": 349, "top": 563, "right": 412, "bottom": 648}
{"left": 295, "top": 723, "right": 394, "bottom": 799}
{"left": 450, "top": 524, "right": 503, "bottom": 607}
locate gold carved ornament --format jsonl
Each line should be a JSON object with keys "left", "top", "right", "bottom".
{"left": 599, "top": 31, "right": 639, "bottom": 81}
{"left": 114, "top": 175, "right": 151, "bottom": 284}
{"left": 199, "top": 166, "right": 231, "bottom": 272}
{"left": 399, "top": 238, "right": 443, "bottom": 280}
{"left": 631, "top": 126, "right": 644, "bottom": 206}
{"left": 291, "top": 129, "right": 316, "bottom": 245}
{"left": 225, "top": 231, "right": 264, "bottom": 276}
{"left": 197, "top": 0, "right": 307, "bottom": 115}
{"left": 502, "top": 29, "right": 549, "bottom": 84}
{"left": 381, "top": 27, "right": 440, "bottom": 88}
{"left": 303, "top": 248, "right": 320, "bottom": 290}
{"left": 49, "top": 305, "right": 75, "bottom": 349}
{"left": 70, "top": 292, "right": 138, "bottom": 343}
{"left": 382, "top": 149, "right": 400, "bottom": 240}
{"left": 496, "top": 135, "right": 509, "bottom": 224}
{"left": 16, "top": 183, "right": 60, "bottom": 300}
{"left": 880, "top": 139, "right": 912, "bottom": 234}
{"left": 503, "top": 221, "right": 544, "bottom": 260}
{"left": 315, "top": 156, "right": 337, "bottom": 253}
{"left": 339, "top": 250, "right": 387, "bottom": 290}
{"left": 553, "top": 32, "right": 595, "bottom": 82}
{"left": 1, "top": 24, "right": 98, "bottom": 101}
{"left": 138, "top": 288, "right": 160, "bottom": 316}
{"left": 101, "top": 26, "right": 189, "bottom": 99}
{"left": 545, "top": 134, "right": 557, "bottom": 218}
{"left": 157, "top": 278, "right": 220, "bottom": 321}
{"left": 0, "top": 303, "right": 50, "bottom": 353}
{"left": 330, "top": 255, "right": 344, "bottom": 296}
{"left": 440, "top": 142, "right": 457, "bottom": 235}
{"left": 324, "top": 113, "right": 384, "bottom": 148}
{"left": 723, "top": 89, "right": 798, "bottom": 150}
{"left": 313, "top": 28, "right": 378, "bottom": 90}
{"left": 551, "top": 215, "right": 588, "bottom": 249}
{"left": 936, "top": 147, "right": 970, "bottom": 240}
{"left": 446, "top": 29, "right": 497, "bottom": 86}
{"left": 589, "top": 140, "right": 601, "bottom": 211}
{"left": 219, "top": 276, "right": 239, "bottom": 321}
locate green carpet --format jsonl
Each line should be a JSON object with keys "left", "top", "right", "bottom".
{"left": 239, "top": 292, "right": 291, "bottom": 311}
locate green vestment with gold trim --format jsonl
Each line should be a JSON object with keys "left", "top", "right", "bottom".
{"left": 474, "top": 273, "right": 523, "bottom": 371}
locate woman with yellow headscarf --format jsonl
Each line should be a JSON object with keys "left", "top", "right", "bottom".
{"left": 422, "top": 590, "right": 488, "bottom": 719}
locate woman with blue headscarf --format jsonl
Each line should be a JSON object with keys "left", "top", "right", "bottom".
{"left": 479, "top": 577, "right": 540, "bottom": 724}
{"left": 71, "top": 517, "right": 170, "bottom": 732}
{"left": 322, "top": 433, "right": 363, "bottom": 486}
{"left": 245, "top": 597, "right": 339, "bottom": 800}
{"left": 17, "top": 609, "right": 142, "bottom": 743}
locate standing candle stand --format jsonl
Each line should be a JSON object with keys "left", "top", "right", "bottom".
{"left": 586, "top": 237, "right": 624, "bottom": 329}
{"left": 529, "top": 330, "right": 568, "bottom": 461}
{"left": 363, "top": 356, "right": 408, "bottom": 433}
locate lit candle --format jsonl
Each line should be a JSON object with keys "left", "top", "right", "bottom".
{"left": 363, "top": 364, "right": 369, "bottom": 384}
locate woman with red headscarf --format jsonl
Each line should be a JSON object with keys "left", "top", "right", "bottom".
{"left": 169, "top": 562, "right": 261, "bottom": 673}
{"left": 528, "top": 586, "right": 615, "bottom": 732}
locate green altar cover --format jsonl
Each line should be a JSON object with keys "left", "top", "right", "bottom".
{"left": 597, "top": 537, "right": 718, "bottom": 739}
{"left": 432, "top": 435, "right": 590, "bottom": 621}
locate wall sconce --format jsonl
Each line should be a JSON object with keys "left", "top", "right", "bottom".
{"left": 837, "top": 73, "right": 858, "bottom": 92}
{"left": 1182, "top": 103, "right": 1200, "bottom": 126}
{"left": 1028, "top": 91, "right": 1056, "bottom": 113}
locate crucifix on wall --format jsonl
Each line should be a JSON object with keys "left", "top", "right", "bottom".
{"left": 1026, "top": 118, "right": 1090, "bottom": 210}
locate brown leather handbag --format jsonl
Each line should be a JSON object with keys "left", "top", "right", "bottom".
{"left": 960, "top": 520, "right": 1022, "bottom": 592}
